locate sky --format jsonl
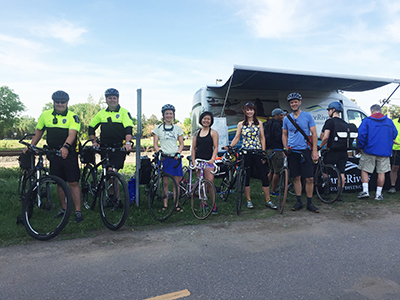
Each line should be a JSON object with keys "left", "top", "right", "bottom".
{"left": 1, "top": 0, "right": 400, "bottom": 122}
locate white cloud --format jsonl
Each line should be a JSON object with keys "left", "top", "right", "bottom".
{"left": 30, "top": 20, "right": 87, "bottom": 45}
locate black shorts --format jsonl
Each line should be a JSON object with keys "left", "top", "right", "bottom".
{"left": 49, "top": 151, "right": 80, "bottom": 182}
{"left": 391, "top": 150, "right": 400, "bottom": 166}
{"left": 324, "top": 151, "right": 348, "bottom": 174}
{"left": 288, "top": 149, "right": 314, "bottom": 179}
{"left": 101, "top": 150, "right": 126, "bottom": 170}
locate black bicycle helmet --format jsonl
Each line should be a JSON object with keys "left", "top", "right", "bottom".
{"left": 105, "top": 88, "right": 119, "bottom": 98}
{"left": 287, "top": 92, "right": 302, "bottom": 102}
{"left": 52, "top": 90, "right": 69, "bottom": 101}
{"left": 199, "top": 111, "right": 214, "bottom": 127}
{"left": 161, "top": 104, "right": 175, "bottom": 114}
{"left": 328, "top": 101, "right": 343, "bottom": 112}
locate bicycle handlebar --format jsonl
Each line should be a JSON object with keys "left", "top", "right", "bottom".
{"left": 190, "top": 159, "right": 219, "bottom": 174}
{"left": 19, "top": 134, "right": 61, "bottom": 157}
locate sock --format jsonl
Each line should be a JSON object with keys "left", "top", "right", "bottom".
{"left": 296, "top": 195, "right": 302, "bottom": 203}
{"left": 376, "top": 187, "right": 383, "bottom": 196}
{"left": 362, "top": 183, "right": 369, "bottom": 193}
{"left": 247, "top": 198, "right": 251, "bottom": 202}
{"left": 265, "top": 198, "right": 270, "bottom": 203}
{"left": 307, "top": 197, "right": 313, "bottom": 205}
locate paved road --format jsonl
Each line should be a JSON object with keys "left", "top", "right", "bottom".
{"left": 1, "top": 210, "right": 400, "bottom": 300}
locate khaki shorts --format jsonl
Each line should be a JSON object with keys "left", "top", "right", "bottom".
{"left": 266, "top": 149, "right": 284, "bottom": 174}
{"left": 358, "top": 152, "right": 391, "bottom": 174}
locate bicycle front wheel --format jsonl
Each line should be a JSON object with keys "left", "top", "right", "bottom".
{"left": 277, "top": 168, "right": 288, "bottom": 214}
{"left": 99, "top": 171, "right": 130, "bottom": 230}
{"left": 148, "top": 172, "right": 178, "bottom": 222}
{"left": 315, "top": 164, "right": 342, "bottom": 204}
{"left": 235, "top": 169, "right": 245, "bottom": 215}
{"left": 22, "top": 175, "right": 73, "bottom": 241}
{"left": 81, "top": 164, "right": 97, "bottom": 210}
{"left": 191, "top": 179, "right": 216, "bottom": 220}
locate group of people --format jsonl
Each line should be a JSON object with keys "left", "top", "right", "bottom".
{"left": 24, "top": 88, "right": 135, "bottom": 223}
{"left": 25, "top": 88, "right": 399, "bottom": 224}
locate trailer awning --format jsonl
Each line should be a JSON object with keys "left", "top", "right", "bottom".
{"left": 210, "top": 65, "right": 399, "bottom": 92}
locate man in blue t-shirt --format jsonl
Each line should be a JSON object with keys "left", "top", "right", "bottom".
{"left": 282, "top": 92, "right": 319, "bottom": 213}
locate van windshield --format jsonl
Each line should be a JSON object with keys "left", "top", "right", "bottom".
{"left": 347, "top": 110, "right": 367, "bottom": 127}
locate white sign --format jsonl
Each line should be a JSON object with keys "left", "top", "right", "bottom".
{"left": 212, "top": 117, "right": 229, "bottom": 152}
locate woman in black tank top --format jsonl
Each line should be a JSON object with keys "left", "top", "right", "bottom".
{"left": 191, "top": 111, "right": 219, "bottom": 212}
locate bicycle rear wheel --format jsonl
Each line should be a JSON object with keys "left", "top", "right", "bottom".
{"left": 315, "top": 164, "right": 342, "bottom": 204}
{"left": 235, "top": 169, "right": 245, "bottom": 215}
{"left": 99, "top": 171, "right": 130, "bottom": 230}
{"left": 148, "top": 172, "right": 178, "bottom": 222}
{"left": 191, "top": 179, "right": 216, "bottom": 220}
{"left": 219, "top": 167, "right": 235, "bottom": 202}
{"left": 179, "top": 166, "right": 193, "bottom": 206}
{"left": 277, "top": 168, "right": 288, "bottom": 214}
{"left": 22, "top": 175, "right": 73, "bottom": 241}
{"left": 81, "top": 164, "right": 97, "bottom": 210}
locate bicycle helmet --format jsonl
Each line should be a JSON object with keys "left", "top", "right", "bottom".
{"left": 271, "top": 108, "right": 284, "bottom": 116}
{"left": 199, "top": 111, "right": 214, "bottom": 127}
{"left": 105, "top": 88, "right": 119, "bottom": 98}
{"left": 52, "top": 90, "right": 69, "bottom": 101}
{"left": 328, "top": 101, "right": 343, "bottom": 112}
{"left": 161, "top": 104, "right": 175, "bottom": 114}
{"left": 287, "top": 92, "right": 302, "bottom": 102}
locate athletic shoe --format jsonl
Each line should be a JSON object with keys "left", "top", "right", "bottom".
{"left": 306, "top": 203, "right": 319, "bottom": 213}
{"left": 212, "top": 205, "right": 218, "bottom": 214}
{"left": 247, "top": 201, "right": 254, "bottom": 209}
{"left": 265, "top": 200, "right": 277, "bottom": 210}
{"left": 291, "top": 202, "right": 303, "bottom": 211}
{"left": 388, "top": 187, "right": 396, "bottom": 194}
{"left": 357, "top": 191, "right": 370, "bottom": 199}
{"left": 54, "top": 209, "right": 65, "bottom": 218}
{"left": 375, "top": 195, "right": 384, "bottom": 201}
{"left": 74, "top": 211, "right": 84, "bottom": 223}
{"left": 270, "top": 191, "right": 279, "bottom": 197}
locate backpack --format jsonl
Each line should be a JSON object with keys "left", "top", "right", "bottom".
{"left": 263, "top": 119, "right": 273, "bottom": 149}
{"left": 330, "top": 118, "right": 358, "bottom": 150}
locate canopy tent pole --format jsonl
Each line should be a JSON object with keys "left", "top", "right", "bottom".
{"left": 219, "top": 72, "right": 234, "bottom": 117}
{"left": 380, "top": 83, "right": 400, "bottom": 107}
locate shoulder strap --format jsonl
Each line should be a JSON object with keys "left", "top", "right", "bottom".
{"left": 287, "top": 115, "right": 309, "bottom": 140}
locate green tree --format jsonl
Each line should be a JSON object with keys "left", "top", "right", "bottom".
{"left": 42, "top": 102, "right": 53, "bottom": 112}
{"left": 69, "top": 94, "right": 102, "bottom": 140}
{"left": 382, "top": 105, "right": 400, "bottom": 119}
{"left": 182, "top": 117, "right": 191, "bottom": 137}
{"left": 0, "top": 86, "right": 25, "bottom": 137}
{"left": 15, "top": 115, "right": 37, "bottom": 137}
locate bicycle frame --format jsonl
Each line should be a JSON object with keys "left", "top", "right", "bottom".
{"left": 185, "top": 159, "right": 218, "bottom": 196}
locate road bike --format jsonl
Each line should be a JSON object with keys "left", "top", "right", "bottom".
{"left": 179, "top": 158, "right": 217, "bottom": 220}
{"left": 18, "top": 134, "right": 73, "bottom": 241}
{"left": 80, "top": 141, "right": 130, "bottom": 230}
{"left": 146, "top": 151, "right": 181, "bottom": 222}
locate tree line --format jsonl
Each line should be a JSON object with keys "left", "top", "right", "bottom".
{"left": 0, "top": 86, "right": 191, "bottom": 140}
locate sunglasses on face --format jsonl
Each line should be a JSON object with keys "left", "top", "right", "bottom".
{"left": 54, "top": 100, "right": 67, "bottom": 104}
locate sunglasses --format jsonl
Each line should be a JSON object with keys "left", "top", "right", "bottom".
{"left": 54, "top": 100, "right": 67, "bottom": 104}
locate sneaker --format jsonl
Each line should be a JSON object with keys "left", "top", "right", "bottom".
{"left": 74, "top": 211, "right": 84, "bottom": 223}
{"left": 266, "top": 200, "right": 277, "bottom": 210}
{"left": 375, "top": 194, "right": 384, "bottom": 201}
{"left": 307, "top": 203, "right": 320, "bottom": 213}
{"left": 357, "top": 191, "right": 370, "bottom": 199}
{"left": 388, "top": 187, "right": 396, "bottom": 194}
{"left": 291, "top": 202, "right": 303, "bottom": 211}
{"left": 270, "top": 191, "right": 279, "bottom": 197}
{"left": 54, "top": 209, "right": 65, "bottom": 218}
{"left": 247, "top": 200, "right": 254, "bottom": 209}
{"left": 212, "top": 205, "right": 218, "bottom": 214}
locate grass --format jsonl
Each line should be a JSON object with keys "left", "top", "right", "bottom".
{"left": 1, "top": 164, "right": 399, "bottom": 247}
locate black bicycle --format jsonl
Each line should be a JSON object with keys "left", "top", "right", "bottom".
{"left": 146, "top": 151, "right": 181, "bottom": 222}
{"left": 18, "top": 134, "right": 73, "bottom": 241}
{"left": 80, "top": 140, "right": 130, "bottom": 230}
{"left": 314, "top": 148, "right": 343, "bottom": 203}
